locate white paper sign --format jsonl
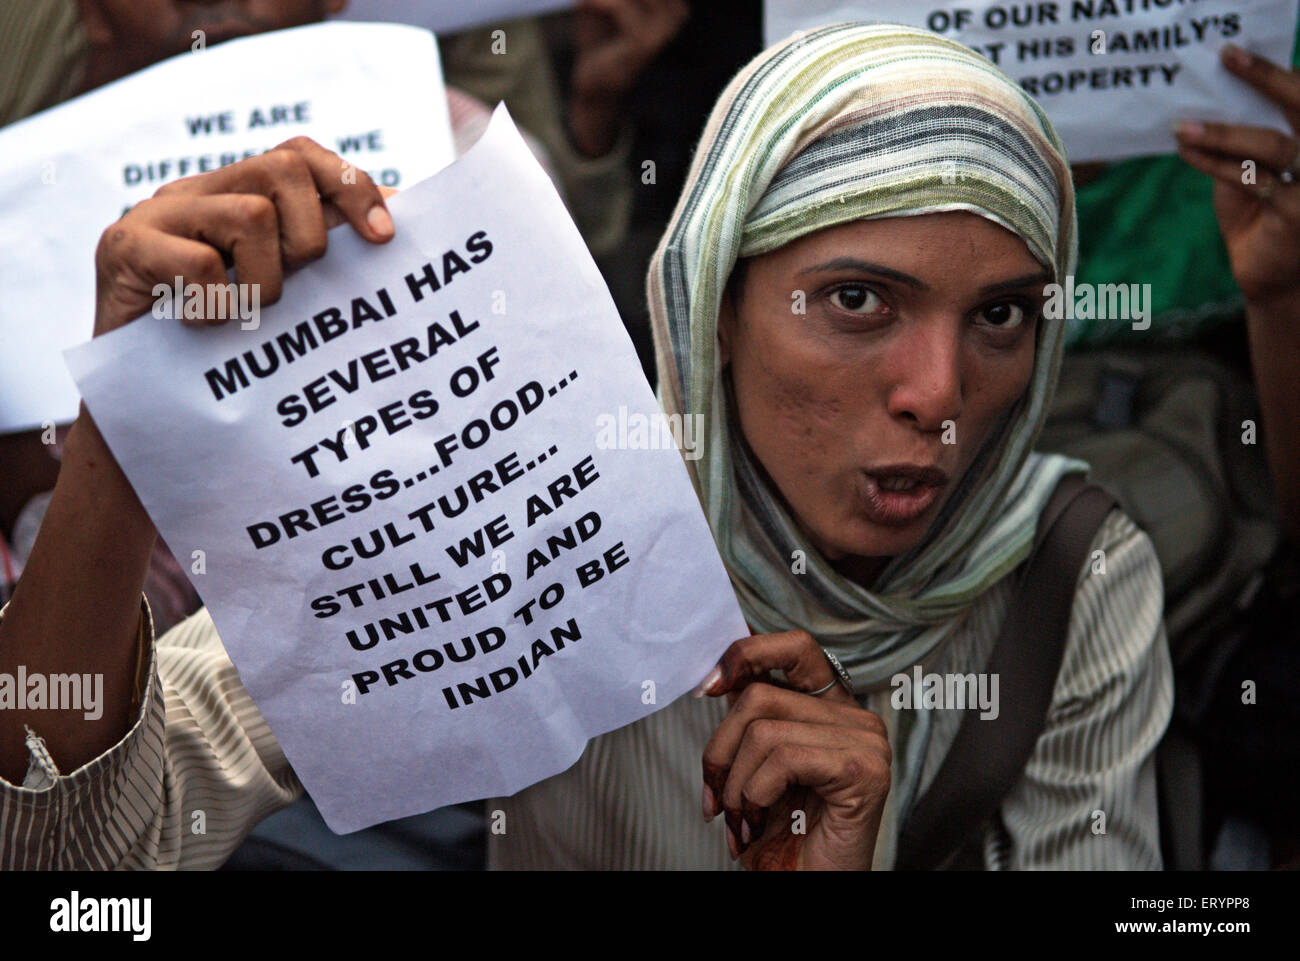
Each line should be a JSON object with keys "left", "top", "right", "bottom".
{"left": 66, "top": 106, "right": 748, "bottom": 834}
{"left": 0, "top": 22, "right": 454, "bottom": 434}
{"left": 339, "top": 0, "right": 576, "bottom": 35}
{"left": 765, "top": 0, "right": 1299, "bottom": 163}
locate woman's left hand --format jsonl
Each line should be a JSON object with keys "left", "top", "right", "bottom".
{"left": 1174, "top": 44, "right": 1300, "bottom": 305}
{"left": 696, "top": 630, "right": 892, "bottom": 870}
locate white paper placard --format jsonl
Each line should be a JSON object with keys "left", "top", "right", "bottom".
{"left": 338, "top": 0, "right": 576, "bottom": 35}
{"left": 0, "top": 21, "right": 454, "bottom": 434}
{"left": 764, "top": 0, "right": 1299, "bottom": 163}
{"left": 66, "top": 106, "right": 748, "bottom": 834}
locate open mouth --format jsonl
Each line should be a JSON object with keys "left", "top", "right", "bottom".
{"left": 858, "top": 465, "right": 948, "bottom": 527}
{"left": 878, "top": 475, "right": 923, "bottom": 492}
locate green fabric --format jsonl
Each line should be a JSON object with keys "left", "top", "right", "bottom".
{"left": 1069, "top": 28, "right": 1300, "bottom": 348}
{"left": 1072, "top": 156, "right": 1240, "bottom": 346}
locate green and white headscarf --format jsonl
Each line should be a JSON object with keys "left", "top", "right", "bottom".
{"left": 648, "top": 24, "right": 1088, "bottom": 714}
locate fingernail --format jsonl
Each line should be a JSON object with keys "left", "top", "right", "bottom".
{"left": 692, "top": 665, "right": 722, "bottom": 698}
{"left": 1222, "top": 44, "right": 1251, "bottom": 70}
{"left": 741, "top": 819, "right": 752, "bottom": 845}
{"left": 702, "top": 784, "right": 715, "bottom": 821}
{"left": 726, "top": 825, "right": 739, "bottom": 860}
{"left": 1174, "top": 121, "right": 1204, "bottom": 139}
{"left": 742, "top": 797, "right": 766, "bottom": 841}
{"left": 724, "top": 808, "right": 743, "bottom": 852}
{"left": 366, "top": 205, "right": 394, "bottom": 238}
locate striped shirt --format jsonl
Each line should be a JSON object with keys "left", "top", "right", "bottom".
{"left": 0, "top": 507, "right": 1172, "bottom": 870}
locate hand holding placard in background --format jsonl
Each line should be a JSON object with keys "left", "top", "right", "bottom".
{"left": 764, "top": 0, "right": 1299, "bottom": 163}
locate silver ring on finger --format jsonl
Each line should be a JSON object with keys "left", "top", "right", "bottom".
{"left": 821, "top": 648, "right": 856, "bottom": 698}
{"left": 807, "top": 679, "right": 839, "bottom": 697}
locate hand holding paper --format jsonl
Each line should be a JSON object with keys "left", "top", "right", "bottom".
{"left": 66, "top": 106, "right": 748, "bottom": 834}
{"left": 93, "top": 137, "right": 396, "bottom": 337}
{"left": 1174, "top": 44, "right": 1300, "bottom": 306}
{"left": 0, "top": 125, "right": 408, "bottom": 788}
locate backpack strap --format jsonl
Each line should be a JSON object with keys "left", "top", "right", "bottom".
{"left": 894, "top": 473, "right": 1119, "bottom": 870}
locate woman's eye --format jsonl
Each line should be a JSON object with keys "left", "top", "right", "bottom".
{"left": 830, "top": 285, "right": 883, "bottom": 314}
{"left": 978, "top": 301, "right": 1029, "bottom": 328}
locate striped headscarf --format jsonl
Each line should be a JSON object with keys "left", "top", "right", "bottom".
{"left": 647, "top": 21, "right": 1089, "bottom": 803}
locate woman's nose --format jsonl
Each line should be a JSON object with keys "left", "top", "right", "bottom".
{"left": 883, "top": 320, "right": 963, "bottom": 432}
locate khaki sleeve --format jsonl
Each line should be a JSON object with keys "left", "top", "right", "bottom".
{"left": 0, "top": 0, "right": 87, "bottom": 127}
{"left": 0, "top": 599, "right": 302, "bottom": 870}
{"left": 987, "top": 509, "right": 1174, "bottom": 869}
{"left": 537, "top": 122, "right": 634, "bottom": 260}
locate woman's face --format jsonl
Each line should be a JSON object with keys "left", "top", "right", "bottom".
{"left": 718, "top": 211, "right": 1048, "bottom": 585}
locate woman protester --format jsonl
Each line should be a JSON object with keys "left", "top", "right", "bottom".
{"left": 0, "top": 24, "right": 1188, "bottom": 869}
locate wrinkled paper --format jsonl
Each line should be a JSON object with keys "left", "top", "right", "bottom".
{"left": 66, "top": 106, "right": 747, "bottom": 833}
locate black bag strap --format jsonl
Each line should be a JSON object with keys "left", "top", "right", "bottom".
{"left": 894, "top": 473, "right": 1119, "bottom": 870}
